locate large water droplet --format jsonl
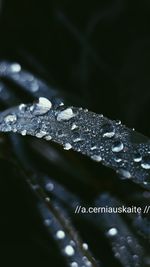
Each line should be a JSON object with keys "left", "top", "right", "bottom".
{"left": 57, "top": 108, "right": 75, "bottom": 121}
{"left": 31, "top": 97, "right": 52, "bottom": 115}
{"left": 101, "top": 122, "right": 115, "bottom": 138}
{"left": 112, "top": 140, "right": 124, "bottom": 152}
{"left": 141, "top": 155, "right": 150, "bottom": 169}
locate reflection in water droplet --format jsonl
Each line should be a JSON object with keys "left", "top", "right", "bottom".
{"left": 112, "top": 141, "right": 124, "bottom": 152}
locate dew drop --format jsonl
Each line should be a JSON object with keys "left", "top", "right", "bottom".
{"left": 70, "top": 262, "right": 78, "bottom": 267}
{"left": 64, "top": 143, "right": 72, "bottom": 150}
{"left": 82, "top": 243, "right": 88, "bottom": 250}
{"left": 71, "top": 123, "right": 78, "bottom": 130}
{"left": 19, "top": 103, "right": 26, "bottom": 112}
{"left": 44, "top": 135, "right": 52, "bottom": 141}
{"left": 44, "top": 219, "right": 51, "bottom": 226}
{"left": 107, "top": 227, "right": 118, "bottom": 237}
{"left": 91, "top": 155, "right": 102, "bottom": 162}
{"left": 90, "top": 146, "right": 97, "bottom": 150}
{"left": 32, "top": 97, "right": 52, "bottom": 115}
{"left": 45, "top": 182, "right": 54, "bottom": 192}
{"left": 118, "top": 169, "right": 131, "bottom": 178}
{"left": 101, "top": 122, "right": 115, "bottom": 138}
{"left": 114, "top": 156, "right": 122, "bottom": 163}
{"left": 4, "top": 114, "right": 17, "bottom": 123}
{"left": 57, "top": 108, "right": 75, "bottom": 121}
{"left": 82, "top": 256, "right": 92, "bottom": 266}
{"left": 112, "top": 140, "right": 124, "bottom": 152}
{"left": 30, "top": 81, "right": 39, "bottom": 92}
{"left": 10, "top": 63, "right": 21, "bottom": 72}
{"left": 35, "top": 131, "right": 47, "bottom": 138}
{"left": 21, "top": 130, "right": 27, "bottom": 136}
{"left": 64, "top": 245, "right": 75, "bottom": 256}
{"left": 133, "top": 153, "right": 142, "bottom": 162}
{"left": 56, "top": 230, "right": 65, "bottom": 239}
{"left": 141, "top": 155, "right": 150, "bottom": 169}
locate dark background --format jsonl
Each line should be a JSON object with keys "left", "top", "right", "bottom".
{"left": 0, "top": 0, "right": 150, "bottom": 266}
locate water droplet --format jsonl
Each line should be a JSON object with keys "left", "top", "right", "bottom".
{"left": 35, "top": 131, "right": 47, "bottom": 138}
{"left": 64, "top": 245, "right": 75, "bottom": 256}
{"left": 90, "top": 146, "right": 97, "bottom": 150}
{"left": 31, "top": 97, "right": 52, "bottom": 115}
{"left": 133, "top": 153, "right": 142, "bottom": 162}
{"left": 30, "top": 81, "right": 39, "bottom": 92}
{"left": 45, "top": 182, "right": 54, "bottom": 192}
{"left": 115, "top": 120, "right": 121, "bottom": 125}
{"left": 70, "top": 262, "right": 78, "bottom": 267}
{"left": 82, "top": 257, "right": 92, "bottom": 266}
{"left": 10, "top": 63, "right": 21, "bottom": 72}
{"left": 107, "top": 228, "right": 118, "bottom": 237}
{"left": 82, "top": 243, "right": 88, "bottom": 250}
{"left": 56, "top": 230, "right": 65, "bottom": 239}
{"left": 114, "top": 156, "right": 122, "bottom": 162}
{"left": 91, "top": 155, "right": 102, "bottom": 162}
{"left": 45, "top": 197, "right": 50, "bottom": 202}
{"left": 141, "top": 155, "right": 150, "bottom": 169}
{"left": 57, "top": 108, "right": 75, "bottom": 121}
{"left": 44, "top": 135, "right": 52, "bottom": 141}
{"left": 112, "top": 140, "right": 124, "bottom": 152}
{"left": 4, "top": 114, "right": 17, "bottom": 123}
{"left": 64, "top": 143, "right": 72, "bottom": 150}
{"left": 118, "top": 169, "right": 131, "bottom": 178}
{"left": 21, "top": 130, "right": 27, "bottom": 136}
{"left": 44, "top": 219, "right": 51, "bottom": 226}
{"left": 71, "top": 123, "right": 78, "bottom": 130}
{"left": 101, "top": 122, "right": 115, "bottom": 138}
{"left": 19, "top": 103, "right": 26, "bottom": 112}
